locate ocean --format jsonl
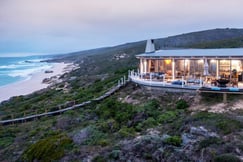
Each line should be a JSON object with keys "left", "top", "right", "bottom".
{"left": 0, "top": 55, "right": 53, "bottom": 87}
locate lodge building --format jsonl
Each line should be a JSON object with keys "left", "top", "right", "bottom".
{"left": 129, "top": 40, "right": 243, "bottom": 91}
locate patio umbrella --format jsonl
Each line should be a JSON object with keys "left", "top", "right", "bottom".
{"left": 203, "top": 58, "right": 209, "bottom": 76}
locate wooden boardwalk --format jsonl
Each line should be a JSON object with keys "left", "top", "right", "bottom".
{"left": 0, "top": 84, "right": 123, "bottom": 125}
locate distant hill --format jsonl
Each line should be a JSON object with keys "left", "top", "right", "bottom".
{"left": 155, "top": 28, "right": 243, "bottom": 49}
{"left": 51, "top": 28, "right": 243, "bottom": 75}
{"left": 57, "top": 28, "right": 243, "bottom": 60}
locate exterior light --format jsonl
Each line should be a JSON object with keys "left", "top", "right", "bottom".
{"left": 165, "top": 59, "right": 171, "bottom": 65}
{"left": 185, "top": 59, "right": 189, "bottom": 66}
{"left": 210, "top": 59, "right": 216, "bottom": 63}
{"left": 198, "top": 59, "right": 203, "bottom": 63}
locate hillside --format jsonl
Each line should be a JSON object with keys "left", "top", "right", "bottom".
{"left": 155, "top": 28, "right": 243, "bottom": 49}
{"left": 0, "top": 28, "right": 243, "bottom": 161}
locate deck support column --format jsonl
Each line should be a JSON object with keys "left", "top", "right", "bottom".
{"left": 172, "top": 58, "right": 175, "bottom": 80}
{"left": 223, "top": 93, "right": 227, "bottom": 103}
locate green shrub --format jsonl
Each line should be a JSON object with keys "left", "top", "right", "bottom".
{"left": 0, "top": 128, "right": 16, "bottom": 148}
{"left": 97, "top": 139, "right": 109, "bottom": 147}
{"left": 92, "top": 155, "right": 107, "bottom": 162}
{"left": 143, "top": 117, "right": 157, "bottom": 128}
{"left": 135, "top": 123, "right": 143, "bottom": 132}
{"left": 216, "top": 119, "right": 242, "bottom": 135}
{"left": 83, "top": 126, "right": 108, "bottom": 146}
{"left": 98, "top": 119, "right": 119, "bottom": 133}
{"left": 214, "top": 153, "right": 241, "bottom": 162}
{"left": 21, "top": 133, "right": 72, "bottom": 162}
{"left": 164, "top": 136, "right": 182, "bottom": 147}
{"left": 176, "top": 99, "right": 189, "bottom": 109}
{"left": 199, "top": 137, "right": 222, "bottom": 149}
{"left": 143, "top": 99, "right": 160, "bottom": 118}
{"left": 0, "top": 137, "right": 14, "bottom": 148}
{"left": 95, "top": 98, "right": 134, "bottom": 124}
{"left": 158, "top": 110, "right": 178, "bottom": 123}
{"left": 192, "top": 112, "right": 242, "bottom": 135}
{"left": 109, "top": 149, "right": 121, "bottom": 160}
{"left": 118, "top": 126, "right": 136, "bottom": 138}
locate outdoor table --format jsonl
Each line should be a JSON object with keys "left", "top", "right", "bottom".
{"left": 216, "top": 79, "right": 229, "bottom": 87}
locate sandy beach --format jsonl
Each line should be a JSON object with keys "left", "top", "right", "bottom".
{"left": 0, "top": 62, "right": 73, "bottom": 103}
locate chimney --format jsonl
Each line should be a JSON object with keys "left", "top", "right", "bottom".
{"left": 145, "top": 39, "right": 155, "bottom": 53}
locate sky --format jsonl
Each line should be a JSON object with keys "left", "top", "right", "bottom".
{"left": 1, "top": 0, "right": 243, "bottom": 56}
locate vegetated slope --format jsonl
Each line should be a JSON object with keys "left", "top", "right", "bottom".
{"left": 0, "top": 28, "right": 243, "bottom": 161}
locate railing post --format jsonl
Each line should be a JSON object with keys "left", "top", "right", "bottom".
{"left": 182, "top": 76, "right": 184, "bottom": 88}
{"left": 200, "top": 77, "right": 203, "bottom": 87}
{"left": 121, "top": 78, "right": 124, "bottom": 85}
{"left": 162, "top": 75, "right": 165, "bottom": 86}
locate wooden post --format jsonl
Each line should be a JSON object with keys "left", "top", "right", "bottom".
{"left": 24, "top": 112, "right": 26, "bottom": 123}
{"left": 223, "top": 93, "right": 227, "bottom": 103}
{"left": 182, "top": 76, "right": 185, "bottom": 87}
{"left": 200, "top": 77, "right": 203, "bottom": 87}
{"left": 11, "top": 114, "right": 14, "bottom": 125}
{"left": 35, "top": 110, "right": 37, "bottom": 120}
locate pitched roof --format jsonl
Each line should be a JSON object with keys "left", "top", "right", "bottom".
{"left": 137, "top": 48, "right": 243, "bottom": 58}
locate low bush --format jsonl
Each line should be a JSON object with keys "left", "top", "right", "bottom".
{"left": 199, "top": 137, "right": 222, "bottom": 149}
{"left": 164, "top": 136, "right": 182, "bottom": 147}
{"left": 0, "top": 137, "right": 14, "bottom": 148}
{"left": 21, "top": 133, "right": 72, "bottom": 162}
{"left": 216, "top": 119, "right": 242, "bottom": 135}
{"left": 176, "top": 99, "right": 189, "bottom": 109}
{"left": 92, "top": 155, "right": 107, "bottom": 162}
{"left": 118, "top": 126, "right": 136, "bottom": 138}
{"left": 98, "top": 119, "right": 119, "bottom": 133}
{"left": 192, "top": 112, "right": 242, "bottom": 135}
{"left": 82, "top": 126, "right": 109, "bottom": 146}
{"left": 214, "top": 153, "right": 241, "bottom": 162}
{"left": 158, "top": 110, "right": 178, "bottom": 123}
{"left": 95, "top": 98, "right": 134, "bottom": 125}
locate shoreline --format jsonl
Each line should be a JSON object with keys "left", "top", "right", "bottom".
{"left": 0, "top": 62, "right": 74, "bottom": 103}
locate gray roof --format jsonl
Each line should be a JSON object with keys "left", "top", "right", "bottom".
{"left": 136, "top": 48, "right": 243, "bottom": 59}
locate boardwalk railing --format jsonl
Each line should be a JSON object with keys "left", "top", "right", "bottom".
{"left": 0, "top": 76, "right": 128, "bottom": 125}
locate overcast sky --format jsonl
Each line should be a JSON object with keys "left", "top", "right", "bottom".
{"left": 1, "top": 0, "right": 243, "bottom": 55}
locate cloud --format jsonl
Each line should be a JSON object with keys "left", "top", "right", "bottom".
{"left": 1, "top": 0, "right": 243, "bottom": 54}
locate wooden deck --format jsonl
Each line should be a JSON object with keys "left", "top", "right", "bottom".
{"left": 130, "top": 76, "right": 243, "bottom": 94}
